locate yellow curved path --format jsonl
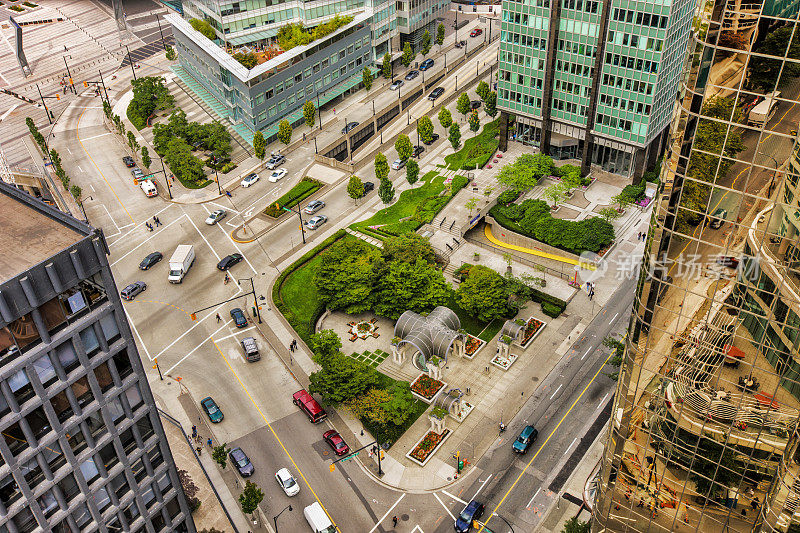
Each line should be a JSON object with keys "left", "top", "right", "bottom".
{"left": 484, "top": 224, "right": 596, "bottom": 270}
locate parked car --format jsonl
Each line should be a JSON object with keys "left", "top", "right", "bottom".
{"left": 420, "top": 58, "right": 434, "bottom": 71}
{"left": 241, "top": 336, "right": 260, "bottom": 362}
{"left": 412, "top": 145, "right": 425, "bottom": 158}
{"left": 265, "top": 153, "right": 286, "bottom": 170}
{"left": 428, "top": 87, "right": 445, "bottom": 100}
{"left": 230, "top": 307, "right": 247, "bottom": 328}
{"left": 241, "top": 173, "right": 259, "bottom": 188}
{"left": 217, "top": 253, "right": 243, "bottom": 271}
{"left": 229, "top": 447, "right": 254, "bottom": 477}
{"left": 341, "top": 121, "right": 359, "bottom": 134}
{"left": 323, "top": 429, "right": 350, "bottom": 456}
{"left": 205, "top": 209, "right": 227, "bottom": 225}
{"left": 275, "top": 468, "right": 300, "bottom": 496}
{"left": 512, "top": 425, "right": 539, "bottom": 454}
{"left": 454, "top": 40, "right": 467, "bottom": 48}
{"left": 269, "top": 168, "right": 288, "bottom": 182}
{"left": 422, "top": 133, "right": 440, "bottom": 146}
{"left": 122, "top": 156, "right": 135, "bottom": 167}
{"left": 131, "top": 168, "right": 144, "bottom": 180}
{"left": 361, "top": 181, "right": 375, "bottom": 197}
{"left": 304, "top": 215, "right": 328, "bottom": 230}
{"left": 470, "top": 100, "right": 482, "bottom": 110}
{"left": 200, "top": 396, "right": 223, "bottom": 423}
{"left": 304, "top": 200, "right": 325, "bottom": 214}
{"left": 455, "top": 500, "right": 485, "bottom": 532}
{"left": 139, "top": 252, "right": 163, "bottom": 270}
{"left": 391, "top": 158, "right": 406, "bottom": 170}
{"left": 405, "top": 70, "right": 419, "bottom": 80}
{"left": 120, "top": 281, "right": 146, "bottom": 301}
{"left": 390, "top": 80, "right": 404, "bottom": 90}
{"left": 292, "top": 389, "right": 327, "bottom": 422}
{"left": 470, "top": 28, "right": 483, "bottom": 37}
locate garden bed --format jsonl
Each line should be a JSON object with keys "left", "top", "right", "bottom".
{"left": 264, "top": 177, "right": 322, "bottom": 218}
{"left": 462, "top": 334, "right": 486, "bottom": 360}
{"left": 406, "top": 429, "right": 452, "bottom": 466}
{"left": 491, "top": 351, "right": 519, "bottom": 371}
{"left": 519, "top": 317, "right": 547, "bottom": 349}
{"left": 444, "top": 119, "right": 499, "bottom": 171}
{"left": 410, "top": 374, "right": 447, "bottom": 404}
{"left": 450, "top": 401, "right": 474, "bottom": 423}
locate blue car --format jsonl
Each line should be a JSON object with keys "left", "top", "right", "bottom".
{"left": 230, "top": 307, "right": 247, "bottom": 328}
{"left": 200, "top": 397, "right": 223, "bottom": 423}
{"left": 512, "top": 425, "right": 539, "bottom": 454}
{"left": 454, "top": 500, "right": 484, "bottom": 532}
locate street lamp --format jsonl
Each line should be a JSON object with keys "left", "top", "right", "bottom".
{"left": 273, "top": 505, "right": 293, "bottom": 532}
{"left": 125, "top": 45, "right": 137, "bottom": 80}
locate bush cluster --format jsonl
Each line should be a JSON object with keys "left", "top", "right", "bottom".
{"left": 127, "top": 76, "right": 175, "bottom": 130}
{"left": 277, "top": 15, "right": 353, "bottom": 50}
{"left": 496, "top": 189, "right": 521, "bottom": 205}
{"left": 26, "top": 118, "right": 81, "bottom": 201}
{"left": 621, "top": 184, "right": 646, "bottom": 201}
{"left": 263, "top": 177, "right": 322, "bottom": 217}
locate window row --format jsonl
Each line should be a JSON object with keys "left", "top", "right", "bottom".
{"left": 607, "top": 30, "right": 663, "bottom": 52}
{"left": 552, "top": 98, "right": 587, "bottom": 116}
{"left": 601, "top": 74, "right": 654, "bottom": 95}
{"left": 598, "top": 93, "right": 652, "bottom": 115}
{"left": 611, "top": 8, "right": 669, "bottom": 29}
{"left": 499, "top": 88, "right": 542, "bottom": 109}
{"left": 556, "top": 59, "right": 593, "bottom": 77}
{"left": 596, "top": 113, "right": 634, "bottom": 132}
{"left": 604, "top": 52, "right": 659, "bottom": 73}
{"left": 557, "top": 39, "right": 596, "bottom": 58}
{"left": 561, "top": 0, "right": 599, "bottom": 13}
{"left": 555, "top": 79, "right": 590, "bottom": 98}
{"left": 501, "top": 51, "right": 545, "bottom": 69}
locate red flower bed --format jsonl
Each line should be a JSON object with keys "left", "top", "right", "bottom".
{"left": 410, "top": 430, "right": 450, "bottom": 463}
{"left": 410, "top": 375, "right": 445, "bottom": 400}
{"left": 522, "top": 318, "right": 545, "bottom": 345}
{"left": 464, "top": 336, "right": 484, "bottom": 356}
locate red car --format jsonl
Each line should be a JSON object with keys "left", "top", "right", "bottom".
{"left": 323, "top": 430, "right": 350, "bottom": 456}
{"left": 470, "top": 28, "right": 483, "bottom": 37}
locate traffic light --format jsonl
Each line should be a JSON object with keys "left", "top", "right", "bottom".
{"left": 190, "top": 313, "right": 197, "bottom": 321}
{"left": 69, "top": 78, "right": 73, "bottom": 85}
{"left": 83, "top": 81, "right": 88, "bottom": 87}
{"left": 329, "top": 464, "right": 335, "bottom": 472}
{"left": 55, "top": 94, "right": 60, "bottom": 100}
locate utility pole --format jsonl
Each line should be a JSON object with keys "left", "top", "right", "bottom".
{"left": 63, "top": 55, "right": 76, "bottom": 94}
{"left": 160, "top": 157, "right": 173, "bottom": 199}
{"left": 36, "top": 84, "right": 58, "bottom": 124}
{"left": 155, "top": 12, "right": 167, "bottom": 51}
{"left": 280, "top": 205, "right": 306, "bottom": 244}
{"left": 237, "top": 277, "right": 263, "bottom": 323}
{"left": 125, "top": 45, "right": 137, "bottom": 80}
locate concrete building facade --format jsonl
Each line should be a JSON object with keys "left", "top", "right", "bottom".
{"left": 0, "top": 183, "right": 194, "bottom": 532}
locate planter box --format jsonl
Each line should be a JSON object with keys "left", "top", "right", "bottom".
{"left": 518, "top": 317, "right": 547, "bottom": 349}
{"left": 462, "top": 334, "right": 486, "bottom": 360}
{"left": 410, "top": 374, "right": 447, "bottom": 404}
{"left": 449, "top": 401, "right": 474, "bottom": 423}
{"left": 406, "top": 429, "right": 452, "bottom": 466}
{"left": 491, "top": 352, "right": 519, "bottom": 371}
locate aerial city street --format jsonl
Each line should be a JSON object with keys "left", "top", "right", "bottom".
{"left": 0, "top": 0, "right": 799, "bottom": 532}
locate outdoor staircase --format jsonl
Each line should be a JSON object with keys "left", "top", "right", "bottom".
{"left": 170, "top": 65, "right": 253, "bottom": 162}
{"left": 344, "top": 227, "right": 383, "bottom": 248}
{"left": 432, "top": 214, "right": 464, "bottom": 237}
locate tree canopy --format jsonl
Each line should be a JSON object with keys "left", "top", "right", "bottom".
{"left": 309, "top": 352, "right": 379, "bottom": 405}
{"left": 128, "top": 76, "right": 175, "bottom": 130}
{"left": 395, "top": 134, "right": 413, "bottom": 160}
{"left": 455, "top": 265, "right": 509, "bottom": 322}
{"left": 748, "top": 26, "right": 800, "bottom": 91}
{"left": 496, "top": 153, "right": 554, "bottom": 192}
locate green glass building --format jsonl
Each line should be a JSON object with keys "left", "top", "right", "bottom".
{"left": 496, "top": 0, "right": 694, "bottom": 179}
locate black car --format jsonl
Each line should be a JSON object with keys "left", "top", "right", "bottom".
{"left": 404, "top": 70, "right": 419, "bottom": 80}
{"left": 419, "top": 58, "right": 434, "bottom": 71}
{"left": 139, "top": 252, "right": 163, "bottom": 270}
{"left": 229, "top": 447, "right": 254, "bottom": 477}
{"left": 412, "top": 145, "right": 425, "bottom": 158}
{"left": 361, "top": 181, "right": 375, "bottom": 197}
{"left": 122, "top": 156, "right": 135, "bottom": 168}
{"left": 470, "top": 100, "right": 482, "bottom": 110}
{"left": 120, "top": 281, "right": 146, "bottom": 301}
{"left": 422, "top": 133, "right": 440, "bottom": 146}
{"left": 217, "top": 253, "right": 243, "bottom": 271}
{"left": 230, "top": 308, "right": 247, "bottom": 328}
{"left": 455, "top": 500, "right": 485, "bottom": 532}
{"left": 427, "top": 87, "right": 445, "bottom": 100}
{"left": 341, "top": 122, "right": 359, "bottom": 134}
{"left": 454, "top": 40, "right": 467, "bottom": 48}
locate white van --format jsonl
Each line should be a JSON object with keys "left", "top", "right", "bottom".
{"left": 304, "top": 502, "right": 336, "bottom": 533}
{"left": 140, "top": 180, "right": 158, "bottom": 197}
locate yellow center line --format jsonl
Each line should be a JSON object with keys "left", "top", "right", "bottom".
{"left": 76, "top": 107, "right": 135, "bottom": 224}
{"left": 478, "top": 351, "right": 614, "bottom": 532}
{"left": 210, "top": 338, "right": 341, "bottom": 532}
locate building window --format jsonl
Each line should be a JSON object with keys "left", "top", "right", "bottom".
{"left": 278, "top": 100, "right": 286, "bottom": 111}
{"left": 295, "top": 73, "right": 303, "bottom": 83}
{"left": 304, "top": 68, "right": 312, "bottom": 79}
{"left": 276, "top": 82, "right": 283, "bottom": 94}
{"left": 313, "top": 63, "right": 320, "bottom": 74}
{"left": 258, "top": 111, "right": 266, "bottom": 122}
{"left": 287, "top": 94, "right": 295, "bottom": 105}
{"left": 285, "top": 77, "right": 294, "bottom": 89}
{"left": 322, "top": 58, "right": 329, "bottom": 69}
{"left": 254, "top": 94, "right": 265, "bottom": 106}
{"left": 339, "top": 50, "right": 346, "bottom": 60}
{"left": 268, "top": 106, "right": 277, "bottom": 117}
{"left": 332, "top": 53, "right": 339, "bottom": 64}
{"left": 315, "top": 80, "right": 323, "bottom": 90}
{"left": 265, "top": 89, "right": 274, "bottom": 100}
{"left": 356, "top": 56, "right": 362, "bottom": 67}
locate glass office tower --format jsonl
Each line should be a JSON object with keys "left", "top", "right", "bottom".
{"left": 593, "top": 0, "right": 800, "bottom": 531}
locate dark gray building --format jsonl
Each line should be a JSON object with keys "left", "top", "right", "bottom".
{"left": 0, "top": 183, "right": 194, "bottom": 532}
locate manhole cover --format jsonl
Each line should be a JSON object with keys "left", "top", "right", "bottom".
{"left": 531, "top": 376, "right": 539, "bottom": 382}
{"left": 401, "top": 514, "right": 409, "bottom": 521}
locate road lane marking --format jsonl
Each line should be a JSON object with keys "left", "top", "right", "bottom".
{"left": 181, "top": 205, "right": 222, "bottom": 261}
{"left": 549, "top": 384, "right": 562, "bottom": 399}
{"left": 110, "top": 214, "right": 186, "bottom": 266}
{"left": 124, "top": 307, "right": 151, "bottom": 361}
{"left": 160, "top": 320, "right": 234, "bottom": 372}
{"left": 563, "top": 437, "right": 578, "bottom": 455}
{"left": 80, "top": 131, "right": 113, "bottom": 142}
{"left": 581, "top": 348, "right": 591, "bottom": 360}
{"left": 610, "top": 312, "right": 619, "bottom": 323}
{"left": 526, "top": 488, "right": 541, "bottom": 509}
{"left": 598, "top": 393, "right": 610, "bottom": 410}
{"left": 214, "top": 325, "right": 256, "bottom": 341}
{"left": 471, "top": 474, "right": 492, "bottom": 501}
{"left": 433, "top": 493, "right": 456, "bottom": 521}
{"left": 442, "top": 490, "right": 468, "bottom": 506}
{"left": 478, "top": 351, "right": 614, "bottom": 532}
{"left": 76, "top": 108, "right": 134, "bottom": 224}
{"left": 210, "top": 338, "right": 342, "bottom": 532}
{"left": 367, "top": 494, "right": 405, "bottom": 533}
{"left": 125, "top": 299, "right": 191, "bottom": 317}
{"left": 202, "top": 204, "right": 259, "bottom": 275}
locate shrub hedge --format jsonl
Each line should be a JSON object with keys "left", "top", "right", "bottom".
{"left": 264, "top": 177, "right": 322, "bottom": 217}
{"left": 496, "top": 189, "right": 521, "bottom": 206}
{"left": 622, "top": 184, "right": 646, "bottom": 201}
{"left": 541, "top": 301, "right": 564, "bottom": 318}
{"left": 451, "top": 174, "right": 470, "bottom": 193}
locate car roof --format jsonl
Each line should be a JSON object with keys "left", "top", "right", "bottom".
{"left": 521, "top": 425, "right": 536, "bottom": 437}
{"left": 230, "top": 447, "right": 245, "bottom": 457}
{"left": 201, "top": 397, "right": 215, "bottom": 405}
{"left": 465, "top": 500, "right": 482, "bottom": 512}
{"left": 277, "top": 468, "right": 292, "bottom": 478}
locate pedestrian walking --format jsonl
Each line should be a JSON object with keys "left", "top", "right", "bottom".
{"left": 216, "top": 313, "right": 221, "bottom": 323}
{"left": 196, "top": 446, "right": 202, "bottom": 456}
{"left": 292, "top": 339, "right": 297, "bottom": 349}
{"left": 392, "top": 515, "right": 398, "bottom": 527}
{"left": 155, "top": 216, "right": 161, "bottom": 226}
{"left": 192, "top": 425, "right": 197, "bottom": 438}
{"left": 637, "top": 232, "right": 642, "bottom": 240}
{"left": 207, "top": 437, "right": 212, "bottom": 448}
{"left": 303, "top": 132, "right": 306, "bottom": 141}
{"left": 289, "top": 342, "right": 294, "bottom": 353}
{"left": 333, "top": 108, "right": 336, "bottom": 114}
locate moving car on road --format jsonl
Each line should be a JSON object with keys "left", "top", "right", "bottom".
{"left": 391, "top": 158, "right": 406, "bottom": 170}
{"left": 120, "top": 281, "right": 146, "bottom": 301}
{"left": 139, "top": 252, "right": 162, "bottom": 270}
{"left": 122, "top": 156, "right": 135, "bottom": 167}
{"left": 341, "top": 121, "right": 359, "bottom": 134}
{"left": 305, "top": 214, "right": 328, "bottom": 230}
{"left": 512, "top": 425, "right": 539, "bottom": 454}
{"left": 230, "top": 307, "right": 247, "bottom": 328}
{"left": 269, "top": 168, "right": 288, "bottom": 182}
{"left": 455, "top": 500, "right": 485, "bottom": 532}
{"left": 420, "top": 58, "right": 434, "bottom": 71}
{"left": 390, "top": 80, "right": 404, "bottom": 90}
{"left": 229, "top": 447, "right": 254, "bottom": 477}
{"left": 428, "top": 87, "right": 445, "bottom": 100}
{"left": 293, "top": 389, "right": 327, "bottom": 422}
{"left": 265, "top": 153, "right": 286, "bottom": 169}
{"left": 470, "top": 28, "right": 483, "bottom": 37}
{"left": 241, "top": 173, "right": 259, "bottom": 188}
{"left": 200, "top": 397, "right": 223, "bottom": 423}
{"left": 205, "top": 209, "right": 227, "bottom": 225}
{"left": 217, "top": 253, "right": 243, "bottom": 271}
{"left": 131, "top": 167, "right": 144, "bottom": 180}
{"left": 304, "top": 200, "right": 325, "bottom": 214}
{"left": 405, "top": 70, "right": 419, "bottom": 80}
{"left": 275, "top": 468, "right": 300, "bottom": 496}
{"left": 241, "top": 336, "right": 260, "bottom": 362}
{"left": 323, "top": 429, "right": 350, "bottom": 456}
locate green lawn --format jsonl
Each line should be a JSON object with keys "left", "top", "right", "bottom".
{"left": 444, "top": 119, "right": 500, "bottom": 171}
{"left": 278, "top": 254, "right": 324, "bottom": 341}
{"left": 478, "top": 319, "right": 503, "bottom": 343}
{"left": 348, "top": 349, "right": 390, "bottom": 368}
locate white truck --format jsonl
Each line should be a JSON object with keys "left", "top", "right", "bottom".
{"left": 140, "top": 179, "right": 158, "bottom": 197}
{"left": 303, "top": 503, "right": 336, "bottom": 533}
{"left": 167, "top": 245, "right": 195, "bottom": 284}
{"left": 748, "top": 91, "right": 781, "bottom": 127}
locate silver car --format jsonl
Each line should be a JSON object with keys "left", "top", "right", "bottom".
{"left": 304, "top": 215, "right": 328, "bottom": 230}
{"left": 304, "top": 200, "right": 325, "bottom": 214}
{"left": 205, "top": 209, "right": 227, "bottom": 225}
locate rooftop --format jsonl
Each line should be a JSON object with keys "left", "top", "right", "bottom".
{"left": 0, "top": 184, "right": 87, "bottom": 282}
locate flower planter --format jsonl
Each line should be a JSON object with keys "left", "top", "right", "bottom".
{"left": 462, "top": 334, "right": 486, "bottom": 360}
{"left": 410, "top": 374, "right": 447, "bottom": 404}
{"left": 518, "top": 317, "right": 547, "bottom": 349}
{"left": 406, "top": 429, "right": 452, "bottom": 466}
{"left": 491, "top": 352, "right": 519, "bottom": 371}
{"left": 449, "top": 401, "right": 474, "bottom": 423}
